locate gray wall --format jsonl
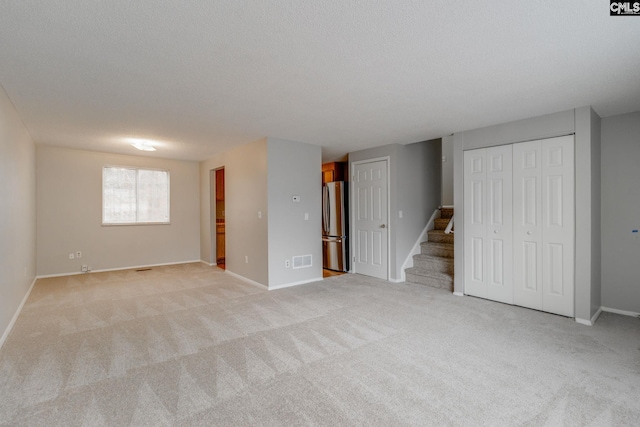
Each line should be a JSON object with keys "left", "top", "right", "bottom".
{"left": 349, "top": 140, "right": 441, "bottom": 281}
{"left": 453, "top": 108, "right": 601, "bottom": 322}
{"left": 37, "top": 146, "right": 200, "bottom": 276}
{"left": 575, "top": 106, "right": 602, "bottom": 322}
{"left": 441, "top": 135, "right": 454, "bottom": 206}
{"left": 200, "top": 138, "right": 269, "bottom": 286}
{"left": 601, "top": 111, "right": 640, "bottom": 313}
{"left": 0, "top": 84, "right": 37, "bottom": 345}
{"left": 267, "top": 138, "right": 322, "bottom": 288}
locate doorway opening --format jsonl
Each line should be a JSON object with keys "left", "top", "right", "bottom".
{"left": 211, "top": 168, "right": 225, "bottom": 270}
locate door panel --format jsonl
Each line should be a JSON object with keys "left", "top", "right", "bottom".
{"left": 353, "top": 160, "right": 388, "bottom": 280}
{"left": 541, "top": 136, "right": 574, "bottom": 317}
{"left": 513, "top": 140, "right": 543, "bottom": 310}
{"left": 464, "top": 146, "right": 512, "bottom": 303}
{"left": 464, "top": 149, "right": 487, "bottom": 298}
{"left": 486, "top": 145, "right": 513, "bottom": 303}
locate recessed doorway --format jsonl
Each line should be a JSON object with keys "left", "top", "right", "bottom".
{"left": 210, "top": 168, "right": 225, "bottom": 270}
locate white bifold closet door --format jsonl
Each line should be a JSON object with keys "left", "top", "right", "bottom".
{"left": 463, "top": 145, "right": 513, "bottom": 304}
{"left": 464, "top": 135, "right": 574, "bottom": 317}
{"left": 513, "top": 136, "right": 574, "bottom": 317}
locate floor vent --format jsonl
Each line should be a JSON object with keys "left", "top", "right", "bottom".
{"left": 292, "top": 255, "right": 312, "bottom": 269}
{"left": 136, "top": 268, "right": 152, "bottom": 272}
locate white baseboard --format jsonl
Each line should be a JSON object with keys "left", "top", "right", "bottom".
{"left": 200, "top": 260, "right": 216, "bottom": 267}
{"left": 453, "top": 292, "right": 464, "bottom": 297}
{"left": 441, "top": 205, "right": 454, "bottom": 209}
{"left": 224, "top": 270, "right": 268, "bottom": 289}
{"left": 398, "top": 208, "right": 440, "bottom": 282}
{"left": 37, "top": 260, "right": 202, "bottom": 279}
{"left": 601, "top": 306, "right": 640, "bottom": 318}
{"left": 269, "top": 277, "right": 323, "bottom": 290}
{"left": 575, "top": 307, "right": 604, "bottom": 326}
{"left": 0, "top": 276, "right": 37, "bottom": 351}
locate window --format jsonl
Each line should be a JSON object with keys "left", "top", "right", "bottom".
{"left": 102, "top": 166, "right": 170, "bottom": 224}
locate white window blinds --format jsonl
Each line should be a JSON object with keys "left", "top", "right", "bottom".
{"left": 103, "top": 166, "right": 170, "bottom": 224}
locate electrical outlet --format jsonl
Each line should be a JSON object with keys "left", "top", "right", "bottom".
{"left": 76, "top": 251, "right": 82, "bottom": 258}
{"left": 258, "top": 211, "right": 262, "bottom": 219}
{"left": 245, "top": 255, "right": 249, "bottom": 263}
{"left": 304, "top": 212, "right": 309, "bottom": 220}
{"left": 87, "top": 266, "right": 92, "bottom": 272}
{"left": 69, "top": 253, "right": 75, "bottom": 260}
{"left": 285, "top": 260, "right": 290, "bottom": 268}
{"left": 82, "top": 265, "right": 88, "bottom": 272}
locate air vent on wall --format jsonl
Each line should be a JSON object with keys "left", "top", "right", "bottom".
{"left": 292, "top": 255, "right": 312, "bottom": 269}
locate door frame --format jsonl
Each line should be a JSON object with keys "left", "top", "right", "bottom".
{"left": 349, "top": 156, "right": 391, "bottom": 280}
{"left": 210, "top": 167, "right": 225, "bottom": 266}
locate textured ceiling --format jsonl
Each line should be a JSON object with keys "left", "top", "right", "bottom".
{"left": 1, "top": 1, "right": 639, "bottom": 161}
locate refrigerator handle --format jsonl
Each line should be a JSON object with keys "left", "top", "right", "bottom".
{"left": 323, "top": 185, "right": 330, "bottom": 233}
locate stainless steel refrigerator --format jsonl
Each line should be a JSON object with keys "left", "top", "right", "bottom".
{"left": 322, "top": 181, "right": 348, "bottom": 271}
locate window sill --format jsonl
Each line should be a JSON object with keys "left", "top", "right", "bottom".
{"left": 102, "top": 222, "right": 171, "bottom": 226}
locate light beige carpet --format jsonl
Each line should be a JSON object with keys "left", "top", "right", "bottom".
{"left": 1, "top": 262, "right": 639, "bottom": 426}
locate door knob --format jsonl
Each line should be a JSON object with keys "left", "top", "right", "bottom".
{"left": 493, "top": 230, "right": 498, "bottom": 234}
{"left": 527, "top": 231, "right": 532, "bottom": 235}
{"left": 380, "top": 224, "right": 386, "bottom": 228}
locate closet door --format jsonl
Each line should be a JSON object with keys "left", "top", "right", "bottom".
{"left": 513, "top": 136, "right": 575, "bottom": 317}
{"left": 541, "top": 136, "right": 574, "bottom": 317}
{"left": 464, "top": 149, "right": 487, "bottom": 298}
{"left": 513, "top": 141, "right": 543, "bottom": 311}
{"left": 486, "top": 145, "right": 513, "bottom": 304}
{"left": 464, "top": 146, "right": 512, "bottom": 303}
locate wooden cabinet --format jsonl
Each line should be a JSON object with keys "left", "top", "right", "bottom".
{"left": 215, "top": 169, "right": 224, "bottom": 201}
{"left": 322, "top": 162, "right": 347, "bottom": 184}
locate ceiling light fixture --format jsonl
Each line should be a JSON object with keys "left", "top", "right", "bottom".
{"left": 128, "top": 139, "right": 157, "bottom": 151}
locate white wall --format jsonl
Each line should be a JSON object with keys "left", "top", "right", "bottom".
{"left": 37, "top": 146, "right": 200, "bottom": 276}
{"left": 396, "top": 139, "right": 441, "bottom": 279}
{"left": 267, "top": 138, "right": 322, "bottom": 288}
{"left": 0, "top": 84, "right": 36, "bottom": 346}
{"left": 601, "top": 111, "right": 640, "bottom": 314}
{"left": 453, "top": 108, "right": 601, "bottom": 323}
{"left": 200, "top": 138, "right": 269, "bottom": 286}
{"left": 349, "top": 140, "right": 441, "bottom": 281}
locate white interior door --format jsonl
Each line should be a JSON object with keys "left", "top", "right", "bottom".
{"left": 353, "top": 160, "right": 388, "bottom": 280}
{"left": 464, "top": 146, "right": 513, "bottom": 303}
{"left": 513, "top": 136, "right": 574, "bottom": 317}
{"left": 513, "top": 141, "right": 543, "bottom": 311}
{"left": 464, "top": 149, "right": 487, "bottom": 298}
{"left": 541, "top": 136, "right": 574, "bottom": 317}
{"left": 486, "top": 145, "right": 513, "bottom": 304}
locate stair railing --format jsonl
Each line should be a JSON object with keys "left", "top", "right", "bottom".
{"left": 444, "top": 214, "right": 454, "bottom": 234}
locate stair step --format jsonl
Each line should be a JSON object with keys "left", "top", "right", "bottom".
{"left": 434, "top": 218, "right": 450, "bottom": 230}
{"left": 440, "top": 208, "right": 454, "bottom": 219}
{"left": 405, "top": 268, "right": 453, "bottom": 291}
{"left": 412, "top": 254, "right": 454, "bottom": 274}
{"left": 427, "top": 229, "right": 454, "bottom": 244}
{"left": 420, "top": 242, "right": 454, "bottom": 258}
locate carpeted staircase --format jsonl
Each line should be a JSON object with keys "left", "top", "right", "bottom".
{"left": 405, "top": 207, "right": 454, "bottom": 291}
